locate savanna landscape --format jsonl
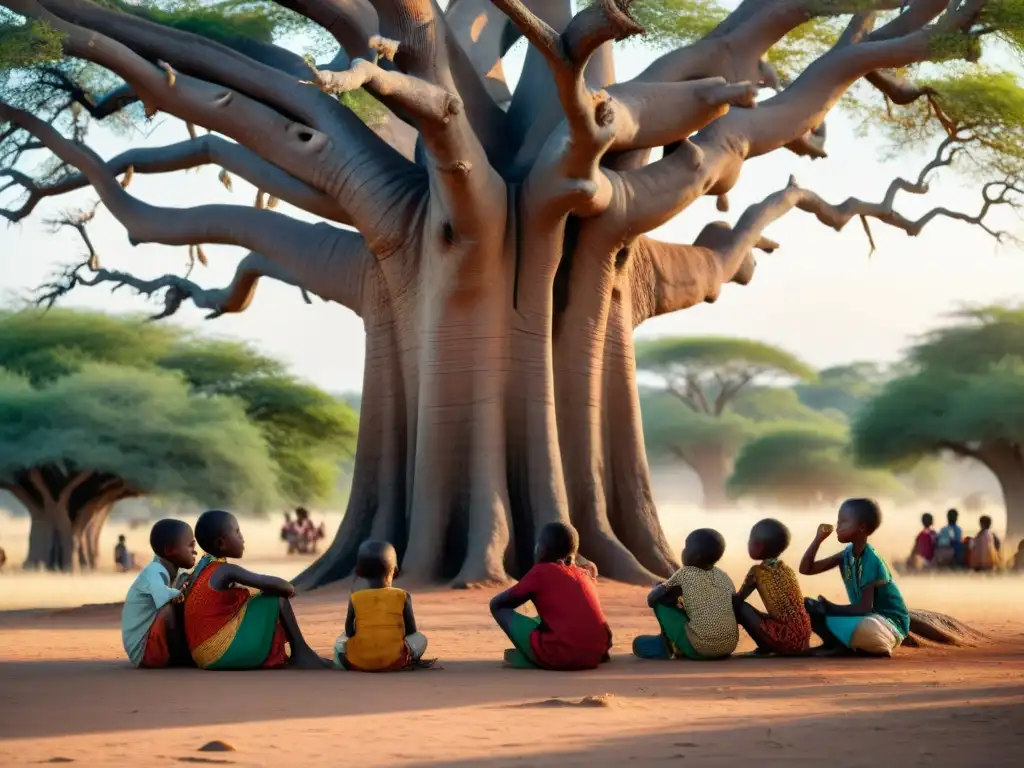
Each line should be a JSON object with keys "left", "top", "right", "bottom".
{"left": 2, "top": 0, "right": 1024, "bottom": 765}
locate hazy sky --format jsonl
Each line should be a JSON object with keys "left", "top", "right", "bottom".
{"left": 2, "top": 32, "right": 1022, "bottom": 394}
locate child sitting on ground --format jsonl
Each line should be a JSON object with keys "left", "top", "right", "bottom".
{"left": 800, "top": 498, "right": 910, "bottom": 657}
{"left": 184, "top": 509, "right": 326, "bottom": 670}
{"left": 334, "top": 540, "right": 430, "bottom": 671}
{"left": 969, "top": 516, "right": 1001, "bottom": 571}
{"left": 907, "top": 513, "right": 937, "bottom": 571}
{"left": 633, "top": 528, "right": 738, "bottom": 661}
{"left": 489, "top": 522, "right": 611, "bottom": 670}
{"left": 120, "top": 519, "right": 197, "bottom": 668}
{"left": 733, "top": 518, "right": 811, "bottom": 656}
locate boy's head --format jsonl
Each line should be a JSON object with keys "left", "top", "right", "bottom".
{"left": 149, "top": 519, "right": 197, "bottom": 569}
{"left": 947, "top": 508, "right": 959, "bottom": 525}
{"left": 747, "top": 518, "right": 790, "bottom": 561}
{"left": 836, "top": 498, "right": 882, "bottom": 543}
{"left": 979, "top": 515, "right": 992, "bottom": 531}
{"left": 195, "top": 509, "right": 245, "bottom": 559}
{"left": 922, "top": 513, "right": 934, "bottom": 528}
{"left": 296, "top": 507, "right": 309, "bottom": 521}
{"left": 682, "top": 528, "right": 726, "bottom": 570}
{"left": 355, "top": 540, "right": 398, "bottom": 583}
{"left": 535, "top": 522, "right": 579, "bottom": 564}
{"left": 117, "top": 535, "right": 126, "bottom": 544}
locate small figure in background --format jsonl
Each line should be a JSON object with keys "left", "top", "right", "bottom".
{"left": 934, "top": 509, "right": 963, "bottom": 569}
{"left": 114, "top": 534, "right": 139, "bottom": 572}
{"left": 907, "top": 513, "right": 937, "bottom": 571}
{"left": 969, "top": 516, "right": 1001, "bottom": 572}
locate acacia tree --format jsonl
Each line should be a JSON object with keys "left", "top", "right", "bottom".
{"left": 853, "top": 306, "right": 1024, "bottom": 538}
{"left": 1, "top": 0, "right": 1020, "bottom": 588}
{"left": 637, "top": 336, "right": 816, "bottom": 506}
{"left": 727, "top": 423, "right": 902, "bottom": 506}
{"left": 0, "top": 363, "right": 279, "bottom": 571}
{"left": 0, "top": 308, "right": 357, "bottom": 569}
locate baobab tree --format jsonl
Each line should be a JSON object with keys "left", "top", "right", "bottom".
{"left": 1, "top": 0, "right": 1021, "bottom": 589}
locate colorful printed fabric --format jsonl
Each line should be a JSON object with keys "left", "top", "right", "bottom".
{"left": 664, "top": 566, "right": 738, "bottom": 658}
{"left": 825, "top": 544, "right": 910, "bottom": 649}
{"left": 139, "top": 605, "right": 172, "bottom": 668}
{"left": 183, "top": 555, "right": 289, "bottom": 670}
{"left": 752, "top": 560, "right": 811, "bottom": 655}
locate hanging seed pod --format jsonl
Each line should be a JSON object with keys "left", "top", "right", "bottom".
{"left": 195, "top": 245, "right": 209, "bottom": 266}
{"left": 158, "top": 61, "right": 177, "bottom": 87}
{"left": 266, "top": 196, "right": 280, "bottom": 210}
{"left": 218, "top": 168, "right": 233, "bottom": 192}
{"left": 187, "top": 122, "right": 197, "bottom": 139}
{"left": 254, "top": 190, "right": 266, "bottom": 209}
{"left": 120, "top": 165, "right": 135, "bottom": 189}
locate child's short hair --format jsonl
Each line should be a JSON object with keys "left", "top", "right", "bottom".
{"left": 118, "top": 534, "right": 126, "bottom": 543}
{"left": 685, "top": 528, "right": 726, "bottom": 569}
{"left": 947, "top": 508, "right": 959, "bottom": 523}
{"left": 355, "top": 540, "right": 398, "bottom": 579}
{"left": 979, "top": 515, "right": 992, "bottom": 530}
{"left": 149, "top": 519, "right": 191, "bottom": 558}
{"left": 921, "top": 512, "right": 934, "bottom": 527}
{"left": 195, "top": 509, "right": 235, "bottom": 555}
{"left": 843, "top": 498, "right": 882, "bottom": 534}
{"left": 537, "top": 522, "right": 579, "bottom": 562}
{"left": 750, "top": 518, "right": 790, "bottom": 559}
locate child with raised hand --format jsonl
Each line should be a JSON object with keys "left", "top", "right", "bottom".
{"left": 334, "top": 540, "right": 430, "bottom": 671}
{"left": 733, "top": 518, "right": 811, "bottom": 656}
{"left": 121, "top": 519, "right": 197, "bottom": 668}
{"left": 800, "top": 498, "right": 910, "bottom": 657}
{"left": 633, "top": 528, "right": 738, "bottom": 661}
{"left": 184, "top": 509, "right": 327, "bottom": 670}
{"left": 489, "top": 522, "right": 611, "bottom": 670}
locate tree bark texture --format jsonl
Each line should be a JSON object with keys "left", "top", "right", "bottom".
{"left": 0, "top": 0, "right": 995, "bottom": 587}
{"left": 3, "top": 467, "right": 135, "bottom": 571}
{"left": 675, "top": 446, "right": 734, "bottom": 510}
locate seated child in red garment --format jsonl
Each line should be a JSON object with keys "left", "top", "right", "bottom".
{"left": 184, "top": 509, "right": 327, "bottom": 670}
{"left": 732, "top": 518, "right": 812, "bottom": 656}
{"left": 489, "top": 522, "right": 612, "bottom": 670}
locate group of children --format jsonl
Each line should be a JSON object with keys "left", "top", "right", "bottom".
{"left": 910, "top": 508, "right": 1023, "bottom": 572}
{"left": 122, "top": 498, "right": 913, "bottom": 673}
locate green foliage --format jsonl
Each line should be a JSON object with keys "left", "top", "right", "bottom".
{"left": 641, "top": 389, "right": 753, "bottom": 457}
{"left": 0, "top": 363, "right": 278, "bottom": 507}
{"left": 728, "top": 423, "right": 903, "bottom": 505}
{"left": 909, "top": 305, "right": 1024, "bottom": 374}
{"left": 0, "top": 309, "right": 357, "bottom": 506}
{"left": 793, "top": 362, "right": 888, "bottom": 420}
{"left": 636, "top": 336, "right": 817, "bottom": 382}
{"left": 853, "top": 306, "right": 1024, "bottom": 468}
{"left": 731, "top": 386, "right": 835, "bottom": 424}
{"left": 0, "top": 17, "right": 63, "bottom": 69}
{"left": 629, "top": 0, "right": 724, "bottom": 46}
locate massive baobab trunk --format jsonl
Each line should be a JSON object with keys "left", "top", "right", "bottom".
{"left": 1, "top": 0, "right": 999, "bottom": 586}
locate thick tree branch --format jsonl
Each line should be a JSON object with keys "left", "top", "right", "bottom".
{"left": 1, "top": 135, "right": 350, "bottom": 225}
{"left": 740, "top": 2, "right": 988, "bottom": 158}
{"left": 0, "top": 101, "right": 377, "bottom": 276}
{"left": 9, "top": 0, "right": 421, "bottom": 246}
{"left": 276, "top": 0, "right": 380, "bottom": 62}
{"left": 306, "top": 55, "right": 463, "bottom": 127}
{"left": 606, "top": 78, "right": 757, "bottom": 152}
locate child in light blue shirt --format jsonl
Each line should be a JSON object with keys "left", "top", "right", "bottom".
{"left": 121, "top": 520, "right": 197, "bottom": 668}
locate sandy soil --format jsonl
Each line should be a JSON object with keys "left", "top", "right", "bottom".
{"left": 1, "top": 580, "right": 1022, "bottom": 768}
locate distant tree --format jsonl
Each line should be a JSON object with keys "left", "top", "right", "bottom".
{"left": 794, "top": 362, "right": 889, "bottom": 421}
{"left": 637, "top": 337, "right": 816, "bottom": 507}
{"left": 0, "top": 309, "right": 357, "bottom": 570}
{"left": 852, "top": 307, "right": 1024, "bottom": 537}
{"left": 0, "top": 364, "right": 276, "bottom": 570}
{"left": 727, "top": 423, "right": 902, "bottom": 507}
